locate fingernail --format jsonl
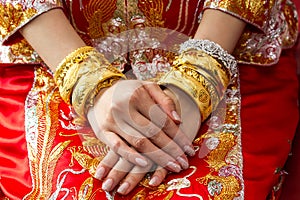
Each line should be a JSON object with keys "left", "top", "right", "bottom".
{"left": 135, "top": 157, "right": 148, "bottom": 167}
{"left": 172, "top": 111, "right": 181, "bottom": 122}
{"left": 184, "top": 145, "right": 196, "bottom": 157}
{"left": 117, "top": 182, "right": 129, "bottom": 194}
{"left": 149, "top": 176, "right": 159, "bottom": 186}
{"left": 102, "top": 178, "right": 113, "bottom": 191}
{"left": 166, "top": 161, "right": 181, "bottom": 173}
{"left": 95, "top": 166, "right": 105, "bottom": 179}
{"left": 177, "top": 156, "right": 189, "bottom": 169}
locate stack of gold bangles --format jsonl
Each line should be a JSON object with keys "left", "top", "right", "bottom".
{"left": 158, "top": 39, "right": 237, "bottom": 122}
{"left": 54, "top": 46, "right": 126, "bottom": 125}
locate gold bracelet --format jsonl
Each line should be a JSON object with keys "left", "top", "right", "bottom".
{"left": 72, "top": 68, "right": 125, "bottom": 125}
{"left": 54, "top": 46, "right": 96, "bottom": 86}
{"left": 54, "top": 46, "right": 126, "bottom": 125}
{"left": 159, "top": 47, "right": 232, "bottom": 121}
{"left": 158, "top": 69, "right": 212, "bottom": 121}
{"left": 54, "top": 46, "right": 100, "bottom": 104}
{"left": 173, "top": 62, "right": 222, "bottom": 111}
{"left": 174, "top": 49, "right": 230, "bottom": 96}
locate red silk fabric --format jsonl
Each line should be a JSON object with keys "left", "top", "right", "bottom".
{"left": 0, "top": 64, "right": 35, "bottom": 199}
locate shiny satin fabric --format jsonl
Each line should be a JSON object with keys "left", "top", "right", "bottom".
{"left": 0, "top": 64, "right": 35, "bottom": 199}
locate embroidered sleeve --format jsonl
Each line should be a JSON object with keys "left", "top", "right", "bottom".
{"left": 203, "top": 0, "right": 298, "bottom": 66}
{"left": 203, "top": 0, "right": 274, "bottom": 31}
{"left": 0, "top": 0, "right": 62, "bottom": 44}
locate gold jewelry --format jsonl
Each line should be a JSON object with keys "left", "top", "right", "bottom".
{"left": 159, "top": 39, "right": 236, "bottom": 122}
{"left": 54, "top": 46, "right": 101, "bottom": 104}
{"left": 72, "top": 67, "right": 124, "bottom": 124}
{"left": 159, "top": 69, "right": 212, "bottom": 120}
{"left": 54, "top": 46, "right": 126, "bottom": 125}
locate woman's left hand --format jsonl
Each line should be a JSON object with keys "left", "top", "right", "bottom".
{"left": 94, "top": 84, "right": 201, "bottom": 195}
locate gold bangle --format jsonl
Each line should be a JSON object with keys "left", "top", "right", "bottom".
{"left": 158, "top": 48, "right": 232, "bottom": 121}
{"left": 54, "top": 46, "right": 100, "bottom": 104}
{"left": 158, "top": 69, "right": 212, "bottom": 121}
{"left": 54, "top": 46, "right": 96, "bottom": 86}
{"left": 72, "top": 68, "right": 125, "bottom": 125}
{"left": 54, "top": 46, "right": 126, "bottom": 125}
{"left": 174, "top": 49, "right": 230, "bottom": 95}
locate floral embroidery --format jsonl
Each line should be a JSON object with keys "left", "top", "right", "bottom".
{"left": 0, "top": 3, "right": 36, "bottom": 41}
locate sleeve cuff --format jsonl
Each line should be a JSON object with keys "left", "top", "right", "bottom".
{"left": 0, "top": 1, "right": 62, "bottom": 44}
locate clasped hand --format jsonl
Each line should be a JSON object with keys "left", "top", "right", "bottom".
{"left": 87, "top": 79, "right": 200, "bottom": 195}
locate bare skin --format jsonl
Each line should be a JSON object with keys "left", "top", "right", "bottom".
{"left": 92, "top": 9, "right": 246, "bottom": 195}
{"left": 20, "top": 7, "right": 246, "bottom": 196}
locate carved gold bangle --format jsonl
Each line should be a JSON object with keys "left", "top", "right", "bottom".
{"left": 54, "top": 46, "right": 101, "bottom": 104}
{"left": 72, "top": 68, "right": 125, "bottom": 125}
{"left": 159, "top": 39, "right": 236, "bottom": 121}
{"left": 54, "top": 46, "right": 126, "bottom": 125}
{"left": 158, "top": 69, "right": 212, "bottom": 121}
{"left": 175, "top": 49, "right": 230, "bottom": 92}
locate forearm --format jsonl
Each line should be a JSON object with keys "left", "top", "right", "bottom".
{"left": 20, "top": 9, "right": 86, "bottom": 70}
{"left": 194, "top": 9, "right": 246, "bottom": 54}
{"left": 160, "top": 9, "right": 245, "bottom": 127}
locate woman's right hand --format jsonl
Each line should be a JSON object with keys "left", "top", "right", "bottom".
{"left": 94, "top": 149, "right": 169, "bottom": 195}
{"left": 90, "top": 81, "right": 201, "bottom": 195}
{"left": 87, "top": 79, "right": 196, "bottom": 172}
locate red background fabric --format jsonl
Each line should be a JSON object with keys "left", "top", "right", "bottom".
{"left": 279, "top": 1, "right": 300, "bottom": 199}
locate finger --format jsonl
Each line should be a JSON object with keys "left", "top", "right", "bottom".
{"left": 149, "top": 166, "right": 168, "bottom": 187}
{"left": 95, "top": 150, "right": 120, "bottom": 180}
{"left": 124, "top": 110, "right": 193, "bottom": 166}
{"left": 143, "top": 82, "right": 181, "bottom": 123}
{"left": 99, "top": 131, "right": 149, "bottom": 167}
{"left": 117, "top": 123, "right": 184, "bottom": 172}
{"left": 131, "top": 96, "right": 195, "bottom": 157}
{"left": 101, "top": 157, "right": 134, "bottom": 192}
{"left": 116, "top": 162, "right": 154, "bottom": 195}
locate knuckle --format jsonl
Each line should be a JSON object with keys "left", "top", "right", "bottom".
{"left": 162, "top": 117, "right": 172, "bottom": 129}
{"left": 155, "top": 168, "right": 168, "bottom": 178}
{"left": 125, "top": 174, "right": 140, "bottom": 185}
{"left": 121, "top": 150, "right": 132, "bottom": 162}
{"left": 132, "top": 137, "right": 148, "bottom": 150}
{"left": 129, "top": 93, "right": 139, "bottom": 105}
{"left": 161, "top": 96, "right": 175, "bottom": 107}
{"left": 130, "top": 87, "right": 145, "bottom": 103}
{"left": 145, "top": 125, "right": 160, "bottom": 137}
{"left": 110, "top": 139, "right": 122, "bottom": 153}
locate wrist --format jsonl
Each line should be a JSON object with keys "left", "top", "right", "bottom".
{"left": 54, "top": 46, "right": 126, "bottom": 125}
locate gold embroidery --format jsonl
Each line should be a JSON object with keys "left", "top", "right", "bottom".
{"left": 281, "top": 1, "right": 299, "bottom": 48}
{"left": 83, "top": 0, "right": 119, "bottom": 38}
{"left": 78, "top": 177, "right": 94, "bottom": 200}
{"left": 131, "top": 189, "right": 147, "bottom": 200}
{"left": 49, "top": 141, "right": 72, "bottom": 163}
{"left": 0, "top": 3, "right": 36, "bottom": 40}
{"left": 138, "top": 0, "right": 165, "bottom": 27}
{"left": 204, "top": 0, "right": 275, "bottom": 28}
{"left": 198, "top": 174, "right": 241, "bottom": 200}
{"left": 134, "top": 176, "right": 174, "bottom": 199}
{"left": 24, "top": 67, "right": 72, "bottom": 199}
{"left": 233, "top": 30, "right": 274, "bottom": 65}
{"left": 10, "top": 39, "right": 33, "bottom": 56}
{"left": 203, "top": 133, "right": 236, "bottom": 171}
{"left": 82, "top": 135, "right": 110, "bottom": 158}
{"left": 69, "top": 146, "right": 102, "bottom": 177}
